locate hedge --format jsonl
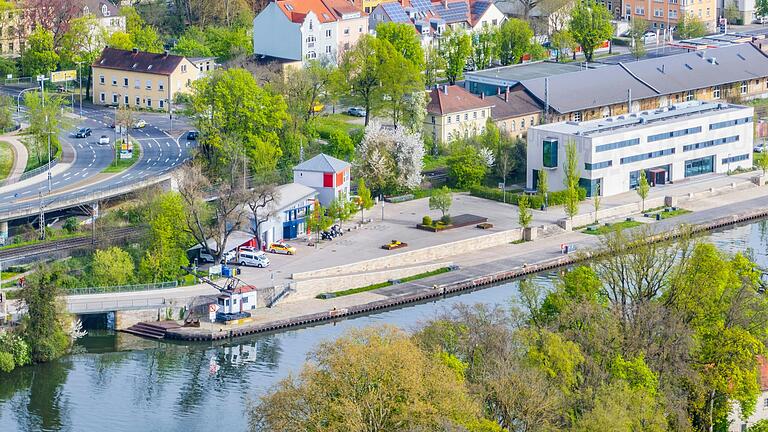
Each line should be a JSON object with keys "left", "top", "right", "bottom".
{"left": 469, "top": 185, "right": 587, "bottom": 208}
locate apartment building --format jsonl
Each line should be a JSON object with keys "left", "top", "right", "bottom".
{"left": 621, "top": 0, "right": 717, "bottom": 31}
{"left": 91, "top": 47, "right": 197, "bottom": 112}
{"left": 252, "top": 0, "right": 369, "bottom": 63}
{"left": 425, "top": 85, "right": 495, "bottom": 144}
{"left": 491, "top": 88, "right": 542, "bottom": 139}
{"left": 526, "top": 100, "right": 754, "bottom": 197}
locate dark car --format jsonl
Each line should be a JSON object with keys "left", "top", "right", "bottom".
{"left": 187, "top": 131, "right": 199, "bottom": 140}
{"left": 75, "top": 128, "right": 92, "bottom": 138}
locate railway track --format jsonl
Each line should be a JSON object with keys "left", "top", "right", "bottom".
{"left": 0, "top": 226, "right": 144, "bottom": 262}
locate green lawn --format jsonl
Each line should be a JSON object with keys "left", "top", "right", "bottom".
{"left": 318, "top": 267, "right": 452, "bottom": 299}
{"left": 658, "top": 208, "right": 691, "bottom": 219}
{"left": 102, "top": 143, "right": 140, "bottom": 173}
{"left": 582, "top": 220, "right": 643, "bottom": 235}
{"left": 423, "top": 154, "right": 449, "bottom": 172}
{"left": 0, "top": 141, "right": 13, "bottom": 180}
{"left": 23, "top": 139, "right": 60, "bottom": 172}
{"left": 315, "top": 114, "right": 363, "bottom": 133}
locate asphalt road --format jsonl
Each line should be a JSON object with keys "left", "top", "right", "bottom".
{"left": 0, "top": 85, "right": 194, "bottom": 218}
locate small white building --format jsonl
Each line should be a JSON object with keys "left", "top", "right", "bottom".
{"left": 293, "top": 153, "right": 351, "bottom": 206}
{"left": 217, "top": 285, "right": 259, "bottom": 314}
{"left": 253, "top": 182, "right": 318, "bottom": 246}
{"left": 729, "top": 357, "right": 768, "bottom": 431}
{"left": 526, "top": 101, "right": 754, "bottom": 197}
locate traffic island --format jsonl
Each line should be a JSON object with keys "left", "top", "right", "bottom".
{"left": 416, "top": 214, "right": 488, "bottom": 232}
{"left": 102, "top": 139, "right": 141, "bottom": 173}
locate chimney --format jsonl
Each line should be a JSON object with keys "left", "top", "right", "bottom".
{"left": 443, "top": 84, "right": 448, "bottom": 95}
{"left": 132, "top": 47, "right": 138, "bottom": 54}
{"left": 442, "top": 0, "right": 448, "bottom": 7}
{"left": 497, "top": 87, "right": 501, "bottom": 95}
{"left": 480, "top": 93, "right": 485, "bottom": 100}
{"left": 504, "top": 87, "right": 509, "bottom": 102}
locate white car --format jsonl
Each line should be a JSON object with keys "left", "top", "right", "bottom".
{"left": 98, "top": 135, "right": 110, "bottom": 145}
{"left": 133, "top": 119, "right": 146, "bottom": 129}
{"left": 237, "top": 251, "right": 270, "bottom": 268}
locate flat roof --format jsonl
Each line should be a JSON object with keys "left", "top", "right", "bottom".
{"left": 533, "top": 101, "right": 752, "bottom": 138}
{"left": 464, "top": 61, "right": 588, "bottom": 85}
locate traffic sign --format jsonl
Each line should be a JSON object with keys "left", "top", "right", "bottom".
{"left": 50, "top": 70, "right": 77, "bottom": 83}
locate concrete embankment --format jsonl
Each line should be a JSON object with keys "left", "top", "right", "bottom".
{"left": 163, "top": 204, "right": 768, "bottom": 342}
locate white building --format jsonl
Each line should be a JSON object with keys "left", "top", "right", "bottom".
{"left": 526, "top": 101, "right": 754, "bottom": 197}
{"left": 729, "top": 357, "right": 768, "bottom": 431}
{"left": 253, "top": 182, "right": 318, "bottom": 246}
{"left": 252, "top": 0, "right": 369, "bottom": 63}
{"left": 293, "top": 153, "right": 351, "bottom": 206}
{"left": 81, "top": 0, "right": 126, "bottom": 36}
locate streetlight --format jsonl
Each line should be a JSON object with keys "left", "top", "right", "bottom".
{"left": 75, "top": 61, "right": 84, "bottom": 118}
{"left": 37, "top": 74, "right": 52, "bottom": 193}
{"left": 113, "top": 105, "right": 118, "bottom": 165}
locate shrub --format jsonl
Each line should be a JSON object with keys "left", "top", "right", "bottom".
{"left": 422, "top": 215, "right": 432, "bottom": 226}
{"left": 62, "top": 217, "right": 79, "bottom": 234}
{"left": 469, "top": 185, "right": 586, "bottom": 209}
{"left": 0, "top": 352, "right": 14, "bottom": 372}
{"left": 440, "top": 214, "right": 452, "bottom": 224}
{"left": 447, "top": 147, "right": 487, "bottom": 188}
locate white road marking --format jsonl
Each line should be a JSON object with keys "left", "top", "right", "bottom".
{"left": 165, "top": 158, "right": 169, "bottom": 163}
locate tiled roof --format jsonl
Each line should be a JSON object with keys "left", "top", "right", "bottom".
{"left": 80, "top": 0, "right": 120, "bottom": 18}
{"left": 490, "top": 90, "right": 541, "bottom": 120}
{"left": 93, "top": 47, "right": 185, "bottom": 75}
{"left": 293, "top": 153, "right": 351, "bottom": 173}
{"left": 277, "top": 0, "right": 365, "bottom": 24}
{"left": 427, "top": 85, "right": 495, "bottom": 115}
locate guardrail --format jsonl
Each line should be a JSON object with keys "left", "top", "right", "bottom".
{"left": 67, "top": 281, "right": 178, "bottom": 296}
{"left": 17, "top": 158, "right": 59, "bottom": 182}
{"left": 67, "top": 297, "right": 172, "bottom": 313}
{"left": 0, "top": 174, "right": 173, "bottom": 222}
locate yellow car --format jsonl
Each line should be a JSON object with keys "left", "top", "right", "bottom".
{"left": 268, "top": 242, "right": 296, "bottom": 255}
{"left": 310, "top": 102, "right": 324, "bottom": 113}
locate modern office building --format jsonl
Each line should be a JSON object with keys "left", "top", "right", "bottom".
{"left": 526, "top": 100, "right": 754, "bottom": 197}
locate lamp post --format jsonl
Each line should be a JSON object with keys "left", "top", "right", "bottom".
{"left": 113, "top": 105, "right": 118, "bottom": 166}
{"left": 75, "top": 61, "right": 84, "bottom": 118}
{"left": 38, "top": 74, "right": 52, "bottom": 193}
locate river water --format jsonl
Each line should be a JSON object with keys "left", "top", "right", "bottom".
{"left": 2, "top": 220, "right": 768, "bottom": 432}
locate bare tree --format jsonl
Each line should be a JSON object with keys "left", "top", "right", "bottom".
{"left": 246, "top": 183, "right": 280, "bottom": 249}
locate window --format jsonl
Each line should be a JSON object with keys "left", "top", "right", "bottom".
{"left": 722, "top": 153, "right": 749, "bottom": 164}
{"left": 654, "top": 8, "right": 663, "bottom": 16}
{"left": 134, "top": 79, "right": 140, "bottom": 89}
{"left": 123, "top": 95, "right": 128, "bottom": 105}
{"left": 669, "top": 9, "right": 677, "bottom": 17}
{"left": 685, "top": 90, "right": 694, "bottom": 101}
{"left": 473, "top": 111, "right": 477, "bottom": 119}
{"left": 455, "top": 115, "right": 459, "bottom": 122}
{"left": 596, "top": 138, "right": 640, "bottom": 152}
{"left": 620, "top": 147, "right": 675, "bottom": 164}
{"left": 741, "top": 80, "right": 748, "bottom": 95}
{"left": 481, "top": 110, "right": 485, "bottom": 118}
{"left": 147, "top": 98, "right": 152, "bottom": 107}
{"left": 713, "top": 86, "right": 721, "bottom": 99}
{"left": 111, "top": 77, "right": 117, "bottom": 86}
{"left": 136, "top": 96, "right": 140, "bottom": 105}
{"left": 306, "top": 51, "right": 317, "bottom": 59}
{"left": 146, "top": 80, "right": 152, "bottom": 89}
{"left": 464, "top": 113, "right": 468, "bottom": 120}
{"left": 521, "top": 118, "right": 526, "bottom": 128}
{"left": 309, "top": 19, "right": 313, "bottom": 30}
{"left": 431, "top": 116, "right": 435, "bottom": 124}
{"left": 123, "top": 77, "right": 128, "bottom": 86}
{"left": 306, "top": 35, "right": 316, "bottom": 43}
{"left": 585, "top": 160, "right": 613, "bottom": 170}
{"left": 326, "top": 29, "right": 332, "bottom": 38}
{"left": 159, "top": 99, "right": 164, "bottom": 108}
{"left": 647, "top": 126, "right": 701, "bottom": 142}
{"left": 510, "top": 120, "right": 516, "bottom": 131}
{"left": 99, "top": 75, "right": 105, "bottom": 84}
{"left": 447, "top": 116, "right": 451, "bottom": 124}
{"left": 326, "top": 46, "right": 331, "bottom": 53}
{"left": 343, "top": 28, "right": 350, "bottom": 35}
{"left": 710, "top": 117, "right": 752, "bottom": 130}
{"left": 159, "top": 82, "right": 164, "bottom": 91}
{"left": 492, "top": 19, "right": 498, "bottom": 25}
{"left": 112, "top": 93, "right": 118, "bottom": 103}
{"left": 359, "top": 26, "right": 363, "bottom": 32}
{"left": 99, "top": 92, "right": 105, "bottom": 102}
{"left": 181, "top": 64, "right": 187, "bottom": 73}
{"left": 635, "top": 6, "right": 644, "bottom": 14}
{"left": 684, "top": 155, "right": 714, "bottom": 177}
{"left": 542, "top": 138, "right": 558, "bottom": 168}
{"left": 683, "top": 135, "right": 739, "bottom": 151}
{"left": 573, "top": 111, "right": 582, "bottom": 121}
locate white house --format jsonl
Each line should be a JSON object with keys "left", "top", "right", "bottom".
{"left": 729, "top": 357, "right": 768, "bottom": 431}
{"left": 293, "top": 153, "right": 351, "bottom": 206}
{"left": 253, "top": 182, "right": 318, "bottom": 246}
{"left": 82, "top": 0, "right": 126, "bottom": 36}
{"left": 216, "top": 285, "right": 259, "bottom": 314}
{"left": 526, "top": 100, "right": 754, "bottom": 197}
{"left": 252, "top": 0, "right": 369, "bottom": 63}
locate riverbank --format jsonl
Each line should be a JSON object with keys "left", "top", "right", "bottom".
{"left": 163, "top": 189, "right": 768, "bottom": 341}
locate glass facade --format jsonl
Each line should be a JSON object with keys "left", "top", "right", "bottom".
{"left": 596, "top": 138, "right": 640, "bottom": 153}
{"left": 722, "top": 154, "right": 749, "bottom": 164}
{"left": 683, "top": 135, "right": 739, "bottom": 152}
{"left": 620, "top": 148, "right": 675, "bottom": 165}
{"left": 585, "top": 160, "right": 612, "bottom": 170}
{"left": 579, "top": 178, "right": 601, "bottom": 197}
{"left": 542, "top": 138, "right": 558, "bottom": 168}
{"left": 684, "top": 156, "right": 714, "bottom": 178}
{"left": 709, "top": 117, "right": 751, "bottom": 130}
{"left": 647, "top": 126, "right": 701, "bottom": 142}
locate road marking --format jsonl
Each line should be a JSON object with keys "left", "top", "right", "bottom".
{"left": 165, "top": 158, "right": 169, "bottom": 163}
{"left": 53, "top": 181, "right": 60, "bottom": 186}
{"left": 176, "top": 141, "right": 180, "bottom": 148}
{"left": 20, "top": 191, "right": 29, "bottom": 195}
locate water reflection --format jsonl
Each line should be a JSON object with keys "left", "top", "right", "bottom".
{"left": 0, "top": 220, "right": 765, "bottom": 432}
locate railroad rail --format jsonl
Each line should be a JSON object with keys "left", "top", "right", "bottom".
{"left": 0, "top": 226, "right": 144, "bottom": 262}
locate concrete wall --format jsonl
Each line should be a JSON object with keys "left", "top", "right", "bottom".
{"left": 292, "top": 228, "right": 522, "bottom": 280}
{"left": 113, "top": 307, "right": 185, "bottom": 329}
{"left": 252, "top": 3, "right": 302, "bottom": 61}
{"left": 289, "top": 262, "right": 452, "bottom": 301}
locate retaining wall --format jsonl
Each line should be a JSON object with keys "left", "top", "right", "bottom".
{"left": 291, "top": 228, "right": 522, "bottom": 280}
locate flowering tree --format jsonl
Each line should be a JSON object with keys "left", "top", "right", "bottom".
{"left": 355, "top": 121, "right": 425, "bottom": 194}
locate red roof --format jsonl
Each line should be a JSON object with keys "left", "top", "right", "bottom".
{"left": 759, "top": 356, "right": 768, "bottom": 391}
{"left": 276, "top": 0, "right": 365, "bottom": 24}
{"left": 427, "top": 85, "right": 494, "bottom": 115}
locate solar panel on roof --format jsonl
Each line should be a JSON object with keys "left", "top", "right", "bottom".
{"left": 411, "top": 0, "right": 432, "bottom": 12}
{"left": 434, "top": 2, "right": 468, "bottom": 22}
{"left": 382, "top": 2, "right": 410, "bottom": 22}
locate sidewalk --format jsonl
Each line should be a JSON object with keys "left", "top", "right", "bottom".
{"left": 1, "top": 131, "right": 28, "bottom": 183}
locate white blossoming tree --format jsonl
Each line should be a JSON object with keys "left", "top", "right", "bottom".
{"left": 479, "top": 147, "right": 495, "bottom": 168}
{"left": 355, "top": 121, "right": 425, "bottom": 194}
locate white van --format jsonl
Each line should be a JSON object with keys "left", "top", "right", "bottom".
{"left": 237, "top": 251, "right": 270, "bottom": 268}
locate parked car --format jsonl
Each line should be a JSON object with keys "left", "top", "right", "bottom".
{"left": 268, "top": 242, "right": 296, "bottom": 255}
{"left": 755, "top": 145, "right": 766, "bottom": 153}
{"left": 133, "top": 119, "right": 146, "bottom": 129}
{"left": 642, "top": 31, "right": 657, "bottom": 44}
{"left": 310, "top": 102, "right": 324, "bottom": 113}
{"left": 98, "top": 135, "right": 110, "bottom": 145}
{"left": 237, "top": 251, "right": 270, "bottom": 268}
{"left": 187, "top": 130, "right": 199, "bottom": 140}
{"left": 75, "top": 128, "right": 92, "bottom": 138}
{"left": 347, "top": 107, "right": 366, "bottom": 117}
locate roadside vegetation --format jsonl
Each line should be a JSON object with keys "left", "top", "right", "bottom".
{"left": 0, "top": 141, "right": 13, "bottom": 180}
{"left": 317, "top": 267, "right": 452, "bottom": 298}
{"left": 252, "top": 226, "right": 768, "bottom": 432}
{"left": 582, "top": 219, "right": 643, "bottom": 235}
{"left": 102, "top": 141, "right": 141, "bottom": 174}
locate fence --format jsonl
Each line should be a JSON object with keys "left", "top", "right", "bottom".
{"left": 66, "top": 281, "right": 179, "bottom": 296}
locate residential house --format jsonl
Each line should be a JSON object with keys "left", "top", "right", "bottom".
{"left": 252, "top": 0, "right": 369, "bottom": 63}
{"left": 425, "top": 84, "right": 495, "bottom": 144}
{"left": 81, "top": 0, "right": 125, "bottom": 36}
{"left": 729, "top": 356, "right": 768, "bottom": 431}
{"left": 495, "top": 0, "right": 572, "bottom": 36}
{"left": 91, "top": 47, "right": 197, "bottom": 111}
{"left": 526, "top": 100, "right": 754, "bottom": 197}
{"left": 510, "top": 42, "right": 768, "bottom": 124}
{"left": 293, "top": 153, "right": 351, "bottom": 206}
{"left": 622, "top": 0, "right": 717, "bottom": 31}
{"left": 491, "top": 88, "right": 541, "bottom": 139}
{"left": 253, "top": 182, "right": 318, "bottom": 245}
{"left": 189, "top": 56, "right": 218, "bottom": 78}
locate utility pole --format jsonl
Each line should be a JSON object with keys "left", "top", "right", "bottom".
{"left": 75, "top": 61, "right": 84, "bottom": 118}
{"left": 38, "top": 75, "right": 52, "bottom": 193}
{"left": 38, "top": 192, "right": 45, "bottom": 240}
{"left": 113, "top": 105, "right": 118, "bottom": 165}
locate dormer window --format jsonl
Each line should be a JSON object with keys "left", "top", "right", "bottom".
{"left": 147, "top": 64, "right": 152, "bottom": 70}
{"left": 102, "top": 5, "right": 110, "bottom": 16}
{"left": 286, "top": 4, "right": 294, "bottom": 10}
{"left": 83, "top": 6, "right": 89, "bottom": 15}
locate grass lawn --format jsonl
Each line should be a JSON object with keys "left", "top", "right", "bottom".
{"left": 658, "top": 208, "right": 691, "bottom": 219}
{"left": 0, "top": 141, "right": 13, "bottom": 180}
{"left": 582, "top": 220, "right": 643, "bottom": 235}
{"left": 102, "top": 143, "right": 140, "bottom": 173}
{"left": 318, "top": 267, "right": 452, "bottom": 299}
{"left": 423, "top": 154, "right": 449, "bottom": 172}
{"left": 316, "top": 114, "right": 363, "bottom": 133}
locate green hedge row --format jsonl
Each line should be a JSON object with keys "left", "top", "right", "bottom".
{"left": 469, "top": 185, "right": 586, "bottom": 208}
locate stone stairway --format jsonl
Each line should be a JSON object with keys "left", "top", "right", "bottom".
{"left": 122, "top": 321, "right": 181, "bottom": 339}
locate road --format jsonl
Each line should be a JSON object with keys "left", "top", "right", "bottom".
{"left": 0, "top": 85, "right": 194, "bottom": 220}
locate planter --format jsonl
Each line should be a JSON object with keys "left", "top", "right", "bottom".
{"left": 417, "top": 223, "right": 451, "bottom": 232}
{"left": 384, "top": 194, "right": 414, "bottom": 203}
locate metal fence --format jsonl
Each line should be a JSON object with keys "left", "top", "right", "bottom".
{"left": 66, "top": 281, "right": 179, "bottom": 296}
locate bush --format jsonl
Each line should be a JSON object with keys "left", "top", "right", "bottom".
{"left": 469, "top": 185, "right": 586, "bottom": 209}
{"left": 0, "top": 352, "right": 14, "bottom": 373}
{"left": 62, "top": 217, "right": 79, "bottom": 234}
{"left": 422, "top": 215, "right": 432, "bottom": 226}
{"left": 440, "top": 214, "right": 452, "bottom": 224}
{"left": 447, "top": 147, "right": 487, "bottom": 188}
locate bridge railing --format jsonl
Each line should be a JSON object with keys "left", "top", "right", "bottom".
{"left": 67, "top": 297, "right": 173, "bottom": 313}
{"left": 66, "top": 281, "right": 179, "bottom": 296}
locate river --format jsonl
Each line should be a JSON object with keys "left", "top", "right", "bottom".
{"left": 2, "top": 220, "right": 768, "bottom": 432}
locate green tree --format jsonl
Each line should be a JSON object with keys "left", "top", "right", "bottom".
{"left": 498, "top": 18, "right": 534, "bottom": 65}
{"left": 472, "top": 26, "right": 499, "bottom": 70}
{"left": 172, "top": 27, "right": 213, "bottom": 58}
{"left": 636, "top": 170, "right": 650, "bottom": 211}
{"left": 0, "top": 95, "right": 13, "bottom": 131}
{"left": 327, "top": 193, "right": 356, "bottom": 230}
{"left": 105, "top": 31, "right": 134, "bottom": 50}
{"left": 325, "top": 129, "right": 354, "bottom": 161}
{"left": 188, "top": 68, "right": 288, "bottom": 174}
{"left": 550, "top": 30, "right": 576, "bottom": 62}
{"left": 593, "top": 182, "right": 601, "bottom": 223}
{"left": 568, "top": 0, "right": 613, "bottom": 61}
{"left": 335, "top": 35, "right": 390, "bottom": 126}
{"left": 440, "top": 28, "right": 472, "bottom": 85}
{"left": 379, "top": 45, "right": 423, "bottom": 129}
{"left": 429, "top": 186, "right": 452, "bottom": 219}
{"left": 58, "top": 15, "right": 106, "bottom": 100}
{"left": 447, "top": 146, "right": 487, "bottom": 189}
{"left": 424, "top": 45, "right": 446, "bottom": 88}
{"left": 537, "top": 169, "right": 549, "bottom": 207}
{"left": 376, "top": 22, "right": 425, "bottom": 69}
{"left": 518, "top": 194, "right": 533, "bottom": 229}
{"left": 308, "top": 203, "right": 333, "bottom": 242}
{"left": 204, "top": 26, "right": 253, "bottom": 61}
{"left": 118, "top": 5, "right": 162, "bottom": 53}
{"left": 628, "top": 17, "right": 648, "bottom": 60}
{"left": 91, "top": 247, "right": 135, "bottom": 287}
{"left": 757, "top": 147, "right": 768, "bottom": 175}
{"left": 21, "top": 27, "right": 59, "bottom": 77}
{"left": 563, "top": 141, "right": 580, "bottom": 221}
{"left": 139, "top": 192, "right": 190, "bottom": 283}
{"left": 757, "top": 0, "right": 768, "bottom": 19}
{"left": 357, "top": 179, "right": 374, "bottom": 222}
{"left": 0, "top": 331, "right": 31, "bottom": 373}
{"left": 23, "top": 92, "right": 69, "bottom": 169}
{"left": 749, "top": 420, "right": 768, "bottom": 432}
{"left": 62, "top": 217, "right": 79, "bottom": 234}
{"left": 250, "top": 326, "right": 486, "bottom": 431}
{"left": 573, "top": 381, "right": 668, "bottom": 432}
{"left": 676, "top": 14, "right": 707, "bottom": 39}
{"left": 19, "top": 264, "right": 73, "bottom": 363}
{"left": 724, "top": 0, "right": 741, "bottom": 23}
